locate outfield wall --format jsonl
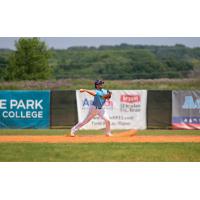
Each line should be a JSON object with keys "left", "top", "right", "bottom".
{"left": 51, "top": 90, "right": 78, "bottom": 128}
{"left": 147, "top": 90, "right": 172, "bottom": 129}
{"left": 0, "top": 90, "right": 200, "bottom": 130}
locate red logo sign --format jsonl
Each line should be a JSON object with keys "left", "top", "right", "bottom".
{"left": 120, "top": 95, "right": 140, "bottom": 103}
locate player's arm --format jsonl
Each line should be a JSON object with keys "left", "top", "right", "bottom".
{"left": 80, "top": 89, "right": 96, "bottom": 96}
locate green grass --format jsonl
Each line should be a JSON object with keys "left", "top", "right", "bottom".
{"left": 1, "top": 129, "right": 200, "bottom": 161}
{"left": 137, "top": 129, "right": 200, "bottom": 135}
{"left": 0, "top": 129, "right": 200, "bottom": 136}
{"left": 0, "top": 78, "right": 200, "bottom": 90}
{"left": 0, "top": 129, "right": 67, "bottom": 135}
{"left": 0, "top": 129, "right": 107, "bottom": 135}
{"left": 0, "top": 143, "right": 200, "bottom": 161}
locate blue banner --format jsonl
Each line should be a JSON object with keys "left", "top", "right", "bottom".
{"left": 0, "top": 90, "right": 50, "bottom": 129}
{"left": 172, "top": 91, "right": 200, "bottom": 129}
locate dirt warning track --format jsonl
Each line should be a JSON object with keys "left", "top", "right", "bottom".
{"left": 0, "top": 130, "right": 200, "bottom": 143}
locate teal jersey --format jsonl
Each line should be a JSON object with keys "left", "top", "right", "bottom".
{"left": 92, "top": 89, "right": 108, "bottom": 109}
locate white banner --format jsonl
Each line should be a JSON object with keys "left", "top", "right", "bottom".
{"left": 76, "top": 90, "right": 147, "bottom": 130}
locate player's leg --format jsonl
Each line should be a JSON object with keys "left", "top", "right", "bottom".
{"left": 70, "top": 106, "right": 97, "bottom": 136}
{"left": 98, "top": 109, "right": 112, "bottom": 136}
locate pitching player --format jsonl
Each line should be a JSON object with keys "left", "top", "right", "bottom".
{"left": 70, "top": 80, "right": 112, "bottom": 137}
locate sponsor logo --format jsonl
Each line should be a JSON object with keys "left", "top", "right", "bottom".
{"left": 120, "top": 95, "right": 140, "bottom": 103}
{"left": 0, "top": 99, "right": 6, "bottom": 109}
{"left": 0, "top": 99, "right": 44, "bottom": 119}
{"left": 120, "top": 94, "right": 141, "bottom": 112}
{"left": 120, "top": 104, "right": 141, "bottom": 112}
{"left": 82, "top": 98, "right": 93, "bottom": 107}
{"left": 82, "top": 98, "right": 113, "bottom": 110}
{"left": 172, "top": 116, "right": 200, "bottom": 124}
{"left": 2, "top": 111, "right": 43, "bottom": 118}
{"left": 182, "top": 96, "right": 200, "bottom": 109}
{"left": 0, "top": 99, "right": 43, "bottom": 110}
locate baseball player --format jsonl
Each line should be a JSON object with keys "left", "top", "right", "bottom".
{"left": 70, "top": 80, "right": 112, "bottom": 137}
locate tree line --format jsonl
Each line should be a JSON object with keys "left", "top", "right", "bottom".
{"left": 0, "top": 38, "right": 200, "bottom": 80}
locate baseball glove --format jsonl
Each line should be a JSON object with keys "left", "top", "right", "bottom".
{"left": 103, "top": 90, "right": 112, "bottom": 100}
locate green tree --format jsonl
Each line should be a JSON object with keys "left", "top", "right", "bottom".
{"left": 52, "top": 44, "right": 196, "bottom": 79}
{"left": 6, "top": 38, "right": 52, "bottom": 80}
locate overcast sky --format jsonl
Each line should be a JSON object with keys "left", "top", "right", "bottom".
{"left": 0, "top": 37, "right": 200, "bottom": 49}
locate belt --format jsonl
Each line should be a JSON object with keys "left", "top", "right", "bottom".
{"left": 95, "top": 106, "right": 102, "bottom": 109}
{"left": 92, "top": 104, "right": 102, "bottom": 109}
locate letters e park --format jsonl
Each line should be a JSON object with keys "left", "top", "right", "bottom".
{"left": 0, "top": 99, "right": 43, "bottom": 118}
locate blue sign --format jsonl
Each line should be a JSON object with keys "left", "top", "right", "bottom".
{"left": 0, "top": 90, "right": 50, "bottom": 129}
{"left": 172, "top": 91, "right": 200, "bottom": 129}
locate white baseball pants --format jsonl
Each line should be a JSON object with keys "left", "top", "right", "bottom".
{"left": 72, "top": 105, "right": 111, "bottom": 134}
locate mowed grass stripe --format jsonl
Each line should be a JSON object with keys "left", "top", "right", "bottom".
{"left": 0, "top": 143, "right": 200, "bottom": 162}
{"left": 0, "top": 129, "right": 200, "bottom": 136}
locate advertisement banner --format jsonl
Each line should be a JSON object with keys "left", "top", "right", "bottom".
{"left": 76, "top": 90, "right": 147, "bottom": 130}
{"left": 0, "top": 90, "right": 50, "bottom": 129}
{"left": 172, "top": 91, "right": 200, "bottom": 129}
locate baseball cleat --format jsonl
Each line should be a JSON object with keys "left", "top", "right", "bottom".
{"left": 70, "top": 132, "right": 76, "bottom": 137}
{"left": 106, "top": 133, "right": 113, "bottom": 137}
{"left": 70, "top": 128, "right": 76, "bottom": 137}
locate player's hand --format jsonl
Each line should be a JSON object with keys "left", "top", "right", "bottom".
{"left": 80, "top": 89, "right": 86, "bottom": 93}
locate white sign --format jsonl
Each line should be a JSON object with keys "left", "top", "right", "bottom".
{"left": 76, "top": 90, "right": 147, "bottom": 130}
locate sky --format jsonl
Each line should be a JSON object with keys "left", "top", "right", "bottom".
{"left": 0, "top": 37, "right": 200, "bottom": 49}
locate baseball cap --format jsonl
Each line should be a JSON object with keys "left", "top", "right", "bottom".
{"left": 94, "top": 80, "right": 104, "bottom": 85}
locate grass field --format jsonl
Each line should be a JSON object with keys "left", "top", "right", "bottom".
{"left": 0, "top": 129, "right": 200, "bottom": 162}
{"left": 0, "top": 142, "right": 200, "bottom": 162}
{"left": 1, "top": 129, "right": 200, "bottom": 136}
{"left": 1, "top": 78, "right": 200, "bottom": 90}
